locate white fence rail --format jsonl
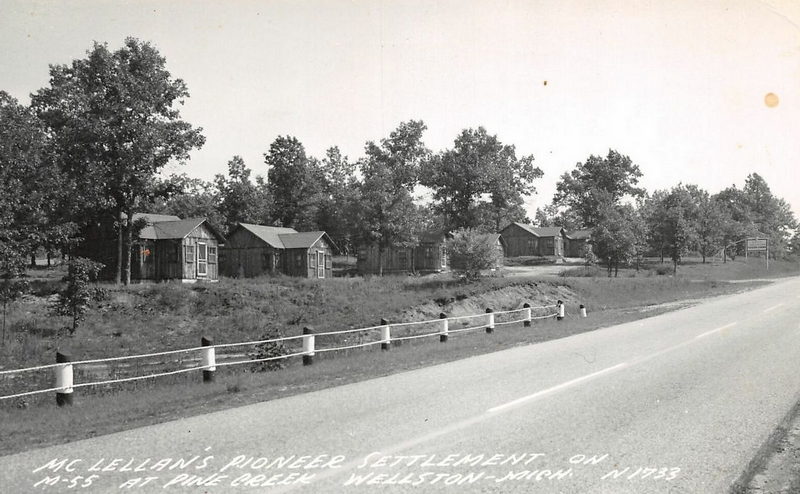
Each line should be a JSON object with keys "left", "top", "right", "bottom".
{"left": 0, "top": 301, "right": 579, "bottom": 406}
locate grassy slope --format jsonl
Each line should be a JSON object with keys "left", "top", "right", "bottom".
{"left": 0, "top": 257, "right": 795, "bottom": 456}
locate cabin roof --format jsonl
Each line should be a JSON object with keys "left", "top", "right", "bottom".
{"left": 235, "top": 223, "right": 337, "bottom": 252}
{"left": 279, "top": 231, "right": 328, "bottom": 249}
{"left": 139, "top": 217, "right": 225, "bottom": 242}
{"left": 236, "top": 223, "right": 298, "bottom": 248}
{"left": 507, "top": 222, "right": 565, "bottom": 237}
{"left": 131, "top": 212, "right": 181, "bottom": 224}
{"left": 565, "top": 229, "right": 592, "bottom": 240}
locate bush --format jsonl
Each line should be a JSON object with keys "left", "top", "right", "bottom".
{"left": 448, "top": 229, "right": 502, "bottom": 280}
{"left": 248, "top": 328, "right": 288, "bottom": 371}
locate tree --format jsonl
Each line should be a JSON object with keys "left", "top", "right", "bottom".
{"left": 0, "top": 245, "right": 27, "bottom": 345}
{"left": 148, "top": 174, "right": 225, "bottom": 231}
{"left": 448, "top": 229, "right": 501, "bottom": 280}
{"left": 214, "top": 156, "right": 271, "bottom": 234}
{"left": 52, "top": 258, "right": 104, "bottom": 335}
{"left": 314, "top": 147, "right": 362, "bottom": 255}
{"left": 553, "top": 149, "right": 644, "bottom": 227}
{"left": 695, "top": 190, "right": 728, "bottom": 263}
{"left": 359, "top": 120, "right": 430, "bottom": 275}
{"left": 0, "top": 92, "right": 78, "bottom": 264}
{"left": 32, "top": 38, "right": 205, "bottom": 284}
{"left": 421, "top": 127, "right": 542, "bottom": 232}
{"left": 534, "top": 204, "right": 582, "bottom": 231}
{"left": 265, "top": 136, "right": 319, "bottom": 229}
{"left": 652, "top": 186, "right": 698, "bottom": 274}
{"left": 591, "top": 196, "right": 636, "bottom": 277}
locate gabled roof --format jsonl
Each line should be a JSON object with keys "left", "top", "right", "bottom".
{"left": 131, "top": 213, "right": 180, "bottom": 224}
{"left": 279, "top": 231, "right": 334, "bottom": 250}
{"left": 565, "top": 229, "right": 592, "bottom": 240}
{"left": 479, "top": 233, "right": 503, "bottom": 245}
{"left": 234, "top": 224, "right": 337, "bottom": 252}
{"left": 236, "top": 223, "right": 298, "bottom": 249}
{"left": 139, "top": 217, "right": 225, "bottom": 242}
{"left": 505, "top": 222, "right": 565, "bottom": 237}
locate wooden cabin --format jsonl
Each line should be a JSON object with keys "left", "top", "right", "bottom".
{"left": 357, "top": 232, "right": 449, "bottom": 275}
{"left": 221, "top": 223, "right": 336, "bottom": 278}
{"left": 131, "top": 215, "right": 226, "bottom": 282}
{"left": 565, "top": 229, "right": 592, "bottom": 257}
{"left": 499, "top": 222, "right": 566, "bottom": 257}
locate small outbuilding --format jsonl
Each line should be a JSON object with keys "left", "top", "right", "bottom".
{"left": 565, "top": 230, "right": 592, "bottom": 257}
{"left": 499, "top": 222, "right": 566, "bottom": 257}
{"left": 132, "top": 214, "right": 226, "bottom": 282}
{"left": 357, "top": 231, "right": 449, "bottom": 275}
{"left": 221, "top": 223, "right": 336, "bottom": 278}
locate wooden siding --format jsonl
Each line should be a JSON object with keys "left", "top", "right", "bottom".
{"left": 357, "top": 241, "right": 447, "bottom": 275}
{"left": 221, "top": 230, "right": 333, "bottom": 279}
{"left": 500, "top": 224, "right": 565, "bottom": 257}
{"left": 500, "top": 224, "right": 539, "bottom": 257}
{"left": 131, "top": 224, "right": 220, "bottom": 282}
{"left": 220, "top": 227, "right": 282, "bottom": 277}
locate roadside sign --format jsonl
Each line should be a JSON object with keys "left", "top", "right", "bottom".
{"left": 746, "top": 238, "right": 767, "bottom": 251}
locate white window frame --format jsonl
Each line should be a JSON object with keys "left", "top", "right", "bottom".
{"left": 197, "top": 242, "right": 208, "bottom": 277}
{"left": 317, "top": 251, "right": 325, "bottom": 278}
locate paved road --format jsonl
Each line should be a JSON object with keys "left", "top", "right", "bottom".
{"left": 3, "top": 278, "right": 800, "bottom": 493}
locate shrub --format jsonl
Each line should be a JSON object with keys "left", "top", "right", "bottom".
{"left": 448, "top": 229, "right": 502, "bottom": 280}
{"left": 248, "top": 328, "right": 288, "bottom": 371}
{"left": 51, "top": 258, "right": 104, "bottom": 335}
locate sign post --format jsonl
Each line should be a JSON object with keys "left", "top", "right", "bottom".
{"left": 745, "top": 237, "right": 769, "bottom": 271}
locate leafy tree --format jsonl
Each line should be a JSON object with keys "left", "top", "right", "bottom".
{"left": 265, "top": 136, "right": 318, "bottom": 228}
{"left": 148, "top": 174, "right": 225, "bottom": 231}
{"left": 0, "top": 245, "right": 28, "bottom": 345}
{"left": 359, "top": 120, "right": 430, "bottom": 275}
{"left": 32, "top": 38, "right": 205, "bottom": 284}
{"left": 651, "top": 186, "right": 698, "bottom": 274}
{"left": 534, "top": 204, "right": 582, "bottom": 231}
{"left": 448, "top": 229, "right": 502, "bottom": 280}
{"left": 0, "top": 92, "right": 78, "bottom": 264}
{"left": 314, "top": 147, "right": 361, "bottom": 255}
{"left": 695, "top": 190, "right": 728, "bottom": 263}
{"left": 553, "top": 149, "right": 644, "bottom": 227}
{"left": 214, "top": 156, "right": 271, "bottom": 234}
{"left": 591, "top": 196, "right": 636, "bottom": 277}
{"left": 421, "top": 127, "right": 542, "bottom": 232}
{"left": 52, "top": 258, "right": 104, "bottom": 335}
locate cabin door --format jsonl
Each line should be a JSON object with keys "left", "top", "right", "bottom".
{"left": 197, "top": 243, "right": 208, "bottom": 277}
{"left": 317, "top": 251, "right": 325, "bottom": 278}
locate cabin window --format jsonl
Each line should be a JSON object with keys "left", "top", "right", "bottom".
{"left": 441, "top": 247, "right": 447, "bottom": 268}
{"left": 208, "top": 246, "right": 217, "bottom": 264}
{"left": 197, "top": 243, "right": 208, "bottom": 276}
{"left": 325, "top": 254, "right": 332, "bottom": 269}
{"left": 425, "top": 247, "right": 433, "bottom": 260}
{"left": 168, "top": 244, "right": 178, "bottom": 263}
{"left": 357, "top": 248, "right": 367, "bottom": 260}
{"left": 317, "top": 251, "right": 324, "bottom": 278}
{"left": 185, "top": 245, "right": 195, "bottom": 263}
{"left": 308, "top": 253, "right": 316, "bottom": 267}
{"left": 296, "top": 253, "right": 302, "bottom": 267}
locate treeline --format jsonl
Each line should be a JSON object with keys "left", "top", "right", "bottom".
{"left": 1, "top": 37, "right": 798, "bottom": 285}
{"left": 535, "top": 151, "right": 798, "bottom": 275}
{"left": 0, "top": 39, "right": 543, "bottom": 283}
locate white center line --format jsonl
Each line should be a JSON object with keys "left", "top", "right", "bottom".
{"left": 764, "top": 303, "right": 785, "bottom": 313}
{"left": 695, "top": 322, "right": 738, "bottom": 339}
{"left": 487, "top": 363, "right": 629, "bottom": 413}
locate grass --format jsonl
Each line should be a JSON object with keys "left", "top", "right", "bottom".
{"left": 0, "top": 257, "right": 787, "bottom": 456}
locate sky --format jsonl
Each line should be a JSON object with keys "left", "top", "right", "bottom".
{"left": 1, "top": 0, "right": 799, "bottom": 218}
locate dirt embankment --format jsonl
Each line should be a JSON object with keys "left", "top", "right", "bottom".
{"left": 396, "top": 282, "right": 579, "bottom": 322}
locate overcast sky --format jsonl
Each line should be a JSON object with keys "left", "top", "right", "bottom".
{"left": 2, "top": 0, "right": 799, "bottom": 217}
